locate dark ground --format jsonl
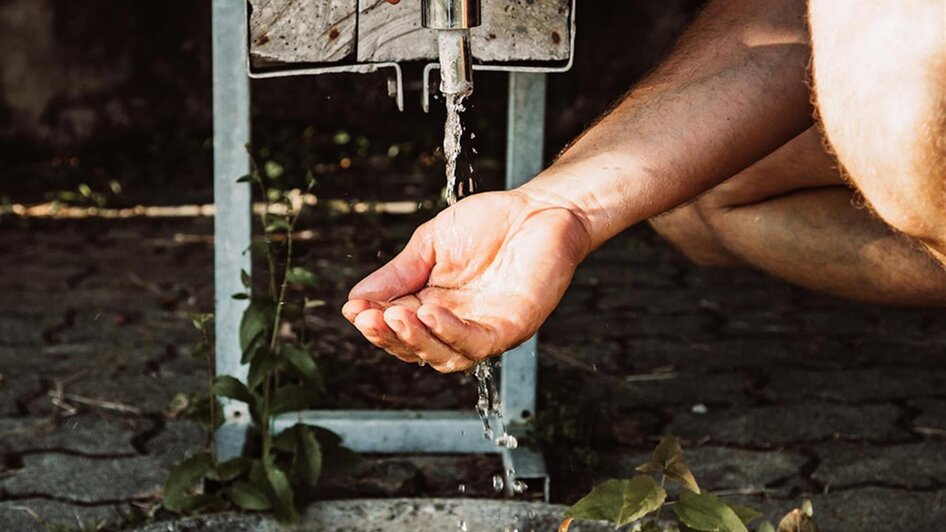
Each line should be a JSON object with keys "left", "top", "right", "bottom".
{"left": 1, "top": 191, "right": 945, "bottom": 530}
{"left": 3, "top": 2, "right": 946, "bottom": 530}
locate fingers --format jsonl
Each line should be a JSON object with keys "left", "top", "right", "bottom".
{"left": 383, "top": 306, "right": 476, "bottom": 373}
{"left": 415, "top": 304, "right": 499, "bottom": 359}
{"left": 350, "top": 306, "right": 419, "bottom": 363}
{"left": 349, "top": 222, "right": 435, "bottom": 302}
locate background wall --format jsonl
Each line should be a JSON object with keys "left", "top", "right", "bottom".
{"left": 0, "top": 0, "right": 702, "bottom": 202}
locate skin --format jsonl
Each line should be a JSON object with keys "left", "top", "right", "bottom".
{"left": 652, "top": 127, "right": 946, "bottom": 305}
{"left": 346, "top": 0, "right": 946, "bottom": 372}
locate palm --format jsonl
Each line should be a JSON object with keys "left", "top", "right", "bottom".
{"left": 343, "top": 190, "right": 591, "bottom": 372}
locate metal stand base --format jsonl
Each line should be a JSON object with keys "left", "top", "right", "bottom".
{"left": 212, "top": 1, "right": 550, "bottom": 501}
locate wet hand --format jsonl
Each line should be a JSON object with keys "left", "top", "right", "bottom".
{"left": 342, "top": 190, "right": 592, "bottom": 373}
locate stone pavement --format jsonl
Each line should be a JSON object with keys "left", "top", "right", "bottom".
{"left": 1, "top": 211, "right": 945, "bottom": 531}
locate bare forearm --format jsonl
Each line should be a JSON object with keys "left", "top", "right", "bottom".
{"left": 522, "top": 0, "right": 813, "bottom": 249}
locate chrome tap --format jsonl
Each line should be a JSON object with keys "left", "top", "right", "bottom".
{"left": 422, "top": 0, "right": 481, "bottom": 96}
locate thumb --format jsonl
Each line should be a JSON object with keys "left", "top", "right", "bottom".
{"left": 349, "top": 221, "right": 435, "bottom": 302}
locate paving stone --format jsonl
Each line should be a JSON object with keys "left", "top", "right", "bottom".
{"left": 911, "top": 399, "right": 946, "bottom": 431}
{"left": 1, "top": 453, "right": 167, "bottom": 503}
{"left": 616, "top": 371, "right": 752, "bottom": 408}
{"left": 0, "top": 415, "right": 138, "bottom": 454}
{"left": 720, "top": 311, "right": 800, "bottom": 336}
{"left": 608, "top": 446, "right": 806, "bottom": 495}
{"left": 143, "top": 419, "right": 206, "bottom": 467}
{"left": 813, "top": 441, "right": 946, "bottom": 488}
{"left": 667, "top": 403, "right": 909, "bottom": 445}
{"left": 135, "top": 499, "right": 617, "bottom": 532}
{"left": 810, "top": 488, "right": 946, "bottom": 532}
{"left": 767, "top": 368, "right": 946, "bottom": 403}
{"left": 0, "top": 498, "right": 123, "bottom": 532}
{"left": 62, "top": 371, "right": 206, "bottom": 415}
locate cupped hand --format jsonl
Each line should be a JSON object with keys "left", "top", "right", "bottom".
{"left": 342, "top": 189, "right": 592, "bottom": 373}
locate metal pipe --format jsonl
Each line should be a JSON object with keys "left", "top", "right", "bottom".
{"left": 422, "top": 0, "right": 481, "bottom": 96}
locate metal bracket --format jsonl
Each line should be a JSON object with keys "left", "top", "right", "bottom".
{"left": 213, "top": 1, "right": 556, "bottom": 502}
{"left": 421, "top": 0, "right": 576, "bottom": 112}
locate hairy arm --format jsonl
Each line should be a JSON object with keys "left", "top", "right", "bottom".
{"left": 522, "top": 0, "right": 814, "bottom": 249}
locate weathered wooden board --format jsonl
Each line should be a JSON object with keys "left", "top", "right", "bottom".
{"left": 247, "top": 0, "right": 571, "bottom": 66}
{"left": 249, "top": 0, "right": 358, "bottom": 67}
{"left": 358, "top": 0, "right": 571, "bottom": 63}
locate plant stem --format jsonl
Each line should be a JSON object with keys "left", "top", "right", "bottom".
{"left": 652, "top": 474, "right": 667, "bottom": 529}
{"left": 202, "top": 324, "right": 218, "bottom": 462}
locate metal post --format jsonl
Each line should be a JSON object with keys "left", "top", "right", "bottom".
{"left": 500, "top": 71, "right": 549, "bottom": 499}
{"left": 212, "top": 0, "right": 252, "bottom": 460}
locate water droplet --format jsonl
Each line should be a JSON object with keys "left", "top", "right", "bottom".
{"left": 492, "top": 474, "right": 504, "bottom": 492}
{"left": 458, "top": 520, "right": 468, "bottom": 531}
{"left": 691, "top": 403, "right": 709, "bottom": 415}
{"left": 458, "top": 483, "right": 466, "bottom": 493}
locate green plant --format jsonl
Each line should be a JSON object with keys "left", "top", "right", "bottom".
{"left": 50, "top": 180, "right": 121, "bottom": 209}
{"left": 561, "top": 435, "right": 819, "bottom": 532}
{"left": 161, "top": 153, "right": 357, "bottom": 524}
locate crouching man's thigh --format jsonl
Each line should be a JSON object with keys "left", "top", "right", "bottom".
{"left": 809, "top": 0, "right": 946, "bottom": 260}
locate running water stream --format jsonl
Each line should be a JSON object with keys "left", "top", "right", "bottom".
{"left": 440, "top": 92, "right": 520, "bottom": 462}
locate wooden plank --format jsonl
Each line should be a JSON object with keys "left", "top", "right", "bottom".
{"left": 249, "top": 0, "right": 358, "bottom": 67}
{"left": 357, "top": 0, "right": 571, "bottom": 63}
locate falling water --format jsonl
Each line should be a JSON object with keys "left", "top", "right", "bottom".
{"left": 443, "top": 92, "right": 466, "bottom": 206}
{"left": 439, "top": 83, "right": 521, "bottom": 495}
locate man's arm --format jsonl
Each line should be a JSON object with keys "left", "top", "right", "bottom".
{"left": 522, "top": 0, "right": 813, "bottom": 249}
{"left": 344, "top": 0, "right": 817, "bottom": 370}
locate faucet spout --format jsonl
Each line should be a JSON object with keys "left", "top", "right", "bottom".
{"left": 422, "top": 0, "right": 481, "bottom": 96}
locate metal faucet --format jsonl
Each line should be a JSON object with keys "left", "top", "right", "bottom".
{"left": 422, "top": 0, "right": 481, "bottom": 97}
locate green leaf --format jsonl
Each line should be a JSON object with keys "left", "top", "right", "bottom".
{"left": 206, "top": 456, "right": 252, "bottom": 482}
{"left": 241, "top": 269, "right": 251, "bottom": 289}
{"left": 731, "top": 504, "right": 762, "bottom": 526}
{"left": 800, "top": 500, "right": 813, "bottom": 518}
{"left": 189, "top": 313, "right": 213, "bottom": 331}
{"left": 162, "top": 452, "right": 214, "bottom": 513}
{"left": 227, "top": 481, "right": 271, "bottom": 511}
{"left": 264, "top": 461, "right": 298, "bottom": 524}
{"left": 281, "top": 345, "right": 322, "bottom": 387}
{"left": 265, "top": 217, "right": 291, "bottom": 233}
{"left": 305, "top": 169, "right": 316, "bottom": 188}
{"left": 240, "top": 300, "right": 275, "bottom": 352}
{"left": 285, "top": 267, "right": 318, "bottom": 287}
{"left": 304, "top": 298, "right": 326, "bottom": 309}
{"left": 246, "top": 349, "right": 280, "bottom": 391}
{"left": 776, "top": 510, "right": 819, "bottom": 532}
{"left": 264, "top": 160, "right": 285, "bottom": 179}
{"left": 241, "top": 331, "right": 266, "bottom": 365}
{"left": 269, "top": 384, "right": 320, "bottom": 415}
{"left": 211, "top": 376, "right": 254, "bottom": 404}
{"left": 236, "top": 174, "right": 259, "bottom": 184}
{"left": 292, "top": 424, "right": 323, "bottom": 485}
{"left": 673, "top": 490, "right": 748, "bottom": 532}
{"left": 246, "top": 238, "right": 270, "bottom": 256}
{"left": 756, "top": 523, "right": 776, "bottom": 532}
{"left": 636, "top": 434, "right": 700, "bottom": 493}
{"left": 640, "top": 522, "right": 662, "bottom": 532}
{"left": 564, "top": 476, "right": 666, "bottom": 526}
{"left": 321, "top": 444, "right": 362, "bottom": 477}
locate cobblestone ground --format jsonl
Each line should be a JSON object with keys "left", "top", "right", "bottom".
{"left": 1, "top": 210, "right": 945, "bottom": 531}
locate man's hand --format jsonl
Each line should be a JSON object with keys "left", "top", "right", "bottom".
{"left": 342, "top": 190, "right": 592, "bottom": 373}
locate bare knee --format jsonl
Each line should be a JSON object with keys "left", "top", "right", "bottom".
{"left": 649, "top": 204, "right": 741, "bottom": 267}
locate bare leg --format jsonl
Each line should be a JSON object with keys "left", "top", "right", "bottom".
{"left": 809, "top": 0, "right": 946, "bottom": 262}
{"left": 651, "top": 128, "right": 946, "bottom": 305}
